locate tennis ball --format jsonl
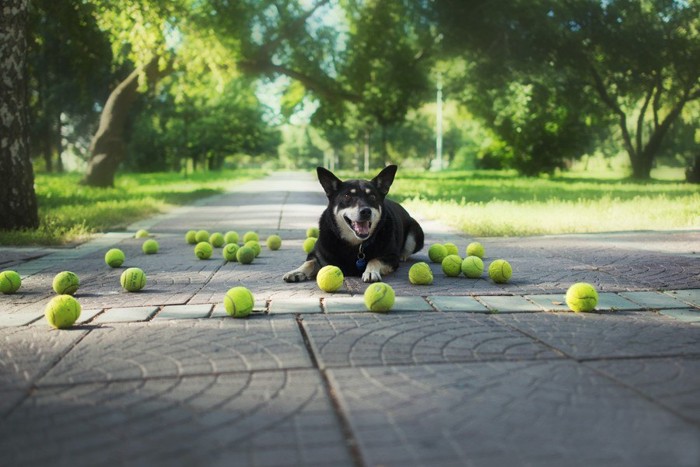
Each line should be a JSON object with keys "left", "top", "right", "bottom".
{"left": 428, "top": 243, "right": 448, "bottom": 263}
{"left": 461, "top": 256, "right": 484, "bottom": 278}
{"left": 408, "top": 262, "right": 433, "bottom": 285}
{"left": 303, "top": 237, "right": 317, "bottom": 253}
{"left": 236, "top": 246, "right": 256, "bottom": 264}
{"left": 223, "top": 243, "right": 239, "bottom": 261}
{"left": 243, "top": 231, "right": 259, "bottom": 243}
{"left": 134, "top": 229, "right": 149, "bottom": 238}
{"left": 316, "top": 265, "right": 344, "bottom": 292}
{"left": 565, "top": 283, "right": 599, "bottom": 312}
{"left": 306, "top": 226, "right": 320, "bottom": 238}
{"left": 195, "top": 230, "right": 210, "bottom": 243}
{"left": 224, "top": 286, "right": 254, "bottom": 318}
{"left": 52, "top": 271, "right": 80, "bottom": 295}
{"left": 441, "top": 254, "right": 462, "bottom": 277}
{"left": 364, "top": 282, "right": 395, "bottom": 313}
{"left": 444, "top": 242, "right": 459, "bottom": 256}
{"left": 120, "top": 267, "right": 146, "bottom": 292}
{"left": 266, "top": 234, "right": 282, "bottom": 251}
{"left": 209, "top": 232, "right": 225, "bottom": 248}
{"left": 245, "top": 240, "right": 262, "bottom": 257}
{"left": 194, "top": 242, "right": 213, "bottom": 260}
{"left": 185, "top": 230, "right": 197, "bottom": 244}
{"left": 45, "top": 295, "right": 81, "bottom": 329}
{"left": 488, "top": 259, "right": 512, "bottom": 284}
{"left": 0, "top": 270, "right": 21, "bottom": 294}
{"left": 466, "top": 242, "right": 485, "bottom": 259}
{"left": 224, "top": 231, "right": 239, "bottom": 244}
{"left": 142, "top": 239, "right": 159, "bottom": 254}
{"left": 104, "top": 248, "right": 125, "bottom": 268}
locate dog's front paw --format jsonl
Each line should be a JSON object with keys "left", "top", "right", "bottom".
{"left": 283, "top": 270, "right": 310, "bottom": 282}
{"left": 362, "top": 270, "right": 382, "bottom": 283}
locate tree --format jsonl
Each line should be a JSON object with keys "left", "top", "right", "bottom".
{"left": 0, "top": 0, "right": 39, "bottom": 230}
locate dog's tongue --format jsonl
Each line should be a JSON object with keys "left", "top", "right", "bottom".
{"left": 352, "top": 221, "right": 371, "bottom": 237}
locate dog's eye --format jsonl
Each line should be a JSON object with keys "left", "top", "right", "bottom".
{"left": 344, "top": 193, "right": 352, "bottom": 200}
{"left": 369, "top": 194, "right": 376, "bottom": 201}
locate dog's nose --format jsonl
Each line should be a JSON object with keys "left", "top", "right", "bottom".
{"left": 359, "top": 207, "right": 372, "bottom": 220}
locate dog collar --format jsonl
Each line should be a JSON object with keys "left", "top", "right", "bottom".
{"left": 356, "top": 243, "right": 367, "bottom": 272}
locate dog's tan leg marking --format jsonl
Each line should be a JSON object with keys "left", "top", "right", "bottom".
{"left": 283, "top": 259, "right": 319, "bottom": 282}
{"left": 400, "top": 232, "right": 417, "bottom": 261}
{"left": 362, "top": 259, "right": 395, "bottom": 283}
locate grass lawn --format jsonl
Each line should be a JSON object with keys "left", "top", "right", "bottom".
{"left": 385, "top": 168, "right": 700, "bottom": 237}
{"left": 0, "top": 169, "right": 265, "bottom": 246}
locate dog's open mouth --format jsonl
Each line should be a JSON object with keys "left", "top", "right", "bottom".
{"left": 344, "top": 216, "right": 371, "bottom": 239}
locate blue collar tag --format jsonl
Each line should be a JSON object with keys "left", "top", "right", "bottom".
{"left": 356, "top": 258, "right": 367, "bottom": 272}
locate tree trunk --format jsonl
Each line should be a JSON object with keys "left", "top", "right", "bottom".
{"left": 82, "top": 56, "right": 166, "bottom": 187}
{"left": 629, "top": 153, "right": 653, "bottom": 180}
{"left": 0, "top": 0, "right": 39, "bottom": 230}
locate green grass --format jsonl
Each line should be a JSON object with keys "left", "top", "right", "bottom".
{"left": 383, "top": 169, "right": 700, "bottom": 237}
{"left": 0, "top": 169, "right": 265, "bottom": 246}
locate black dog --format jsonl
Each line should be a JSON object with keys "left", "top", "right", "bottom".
{"left": 283, "top": 165, "right": 424, "bottom": 283}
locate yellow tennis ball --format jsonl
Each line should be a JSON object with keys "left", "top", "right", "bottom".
{"left": 52, "top": 271, "right": 80, "bottom": 295}
{"left": 488, "top": 259, "right": 512, "bottom": 284}
{"left": 443, "top": 242, "right": 459, "bottom": 256}
{"left": 428, "top": 243, "right": 448, "bottom": 263}
{"left": 243, "top": 231, "right": 259, "bottom": 243}
{"left": 236, "top": 246, "right": 256, "bottom": 264}
{"left": 266, "top": 234, "right": 282, "bottom": 250}
{"left": 194, "top": 241, "right": 213, "bottom": 259}
{"left": 245, "top": 240, "right": 261, "bottom": 257}
{"left": 45, "top": 295, "right": 81, "bottom": 329}
{"left": 364, "top": 282, "right": 395, "bottom": 313}
{"left": 104, "top": 248, "right": 125, "bottom": 268}
{"left": 0, "top": 270, "right": 21, "bottom": 294}
{"left": 306, "top": 226, "right": 320, "bottom": 238}
{"left": 566, "top": 283, "right": 599, "bottom": 312}
{"left": 142, "top": 239, "right": 159, "bottom": 254}
{"left": 224, "top": 231, "right": 239, "bottom": 244}
{"left": 120, "top": 267, "right": 146, "bottom": 292}
{"left": 303, "top": 237, "right": 317, "bottom": 253}
{"left": 195, "top": 230, "right": 210, "bottom": 243}
{"left": 316, "top": 265, "right": 344, "bottom": 292}
{"left": 224, "top": 286, "right": 254, "bottom": 318}
{"left": 185, "top": 230, "right": 197, "bottom": 244}
{"left": 223, "top": 243, "right": 239, "bottom": 261}
{"left": 209, "top": 232, "right": 225, "bottom": 248}
{"left": 134, "top": 229, "right": 149, "bottom": 238}
{"left": 441, "top": 254, "right": 462, "bottom": 277}
{"left": 408, "top": 262, "right": 433, "bottom": 285}
{"left": 466, "top": 242, "right": 485, "bottom": 259}
{"left": 461, "top": 256, "right": 484, "bottom": 278}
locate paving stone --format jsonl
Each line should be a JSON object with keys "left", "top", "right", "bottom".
{"left": 597, "top": 292, "right": 644, "bottom": 311}
{"left": 302, "top": 313, "right": 559, "bottom": 368}
{"left": 323, "top": 296, "right": 366, "bottom": 313}
{"left": 392, "top": 296, "right": 434, "bottom": 312}
{"left": 477, "top": 295, "right": 542, "bottom": 313}
{"left": 619, "top": 291, "right": 689, "bottom": 309}
{"left": 525, "top": 294, "right": 570, "bottom": 311}
{"left": 658, "top": 308, "right": 700, "bottom": 323}
{"left": 664, "top": 289, "right": 700, "bottom": 308}
{"left": 0, "top": 311, "right": 43, "bottom": 327}
{"left": 77, "top": 308, "right": 103, "bottom": 324}
{"left": 93, "top": 306, "right": 159, "bottom": 323}
{"left": 153, "top": 304, "right": 213, "bottom": 320}
{"left": 427, "top": 295, "right": 490, "bottom": 312}
{"left": 327, "top": 361, "right": 700, "bottom": 467}
{"left": 0, "top": 370, "right": 353, "bottom": 467}
{"left": 497, "top": 311, "right": 700, "bottom": 359}
{"left": 269, "top": 297, "right": 321, "bottom": 314}
{"left": 40, "top": 318, "right": 313, "bottom": 384}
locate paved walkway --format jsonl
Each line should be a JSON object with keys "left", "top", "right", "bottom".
{"left": 1, "top": 171, "right": 699, "bottom": 466}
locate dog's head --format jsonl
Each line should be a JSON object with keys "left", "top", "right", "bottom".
{"left": 317, "top": 165, "right": 397, "bottom": 244}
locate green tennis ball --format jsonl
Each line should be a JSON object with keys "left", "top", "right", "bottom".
{"left": 52, "top": 271, "right": 80, "bottom": 295}
{"left": 236, "top": 246, "right": 256, "bottom": 264}
{"left": 408, "top": 262, "right": 433, "bottom": 285}
{"left": 316, "top": 265, "right": 344, "bottom": 292}
{"left": 245, "top": 240, "right": 262, "bottom": 257}
{"left": 428, "top": 244, "right": 448, "bottom": 263}
{"left": 303, "top": 237, "right": 317, "bottom": 253}
{"left": 488, "top": 259, "right": 512, "bottom": 284}
{"left": 195, "top": 230, "right": 210, "bottom": 243}
{"left": 443, "top": 242, "right": 459, "bottom": 256}
{"left": 45, "top": 295, "right": 81, "bottom": 329}
{"left": 142, "top": 239, "right": 159, "bottom": 254}
{"left": 461, "top": 256, "right": 484, "bottom": 278}
{"left": 441, "top": 254, "right": 462, "bottom": 277}
{"left": 243, "top": 231, "right": 259, "bottom": 243}
{"left": 0, "top": 270, "right": 22, "bottom": 294}
{"left": 209, "top": 232, "right": 225, "bottom": 248}
{"left": 224, "top": 286, "right": 254, "bottom": 318}
{"left": 566, "top": 283, "right": 599, "bottom": 312}
{"left": 224, "top": 231, "right": 239, "bottom": 244}
{"left": 266, "top": 234, "right": 282, "bottom": 250}
{"left": 466, "top": 242, "right": 485, "bottom": 259}
{"left": 105, "top": 248, "right": 125, "bottom": 268}
{"left": 364, "top": 282, "right": 395, "bottom": 313}
{"left": 185, "top": 230, "right": 197, "bottom": 244}
{"left": 194, "top": 242, "right": 213, "bottom": 260}
{"left": 120, "top": 267, "right": 146, "bottom": 292}
{"left": 306, "top": 226, "right": 320, "bottom": 238}
{"left": 223, "top": 243, "right": 240, "bottom": 261}
{"left": 134, "top": 229, "right": 149, "bottom": 238}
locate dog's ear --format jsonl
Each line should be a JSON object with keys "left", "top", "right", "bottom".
{"left": 317, "top": 167, "right": 342, "bottom": 198}
{"left": 371, "top": 165, "right": 397, "bottom": 196}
